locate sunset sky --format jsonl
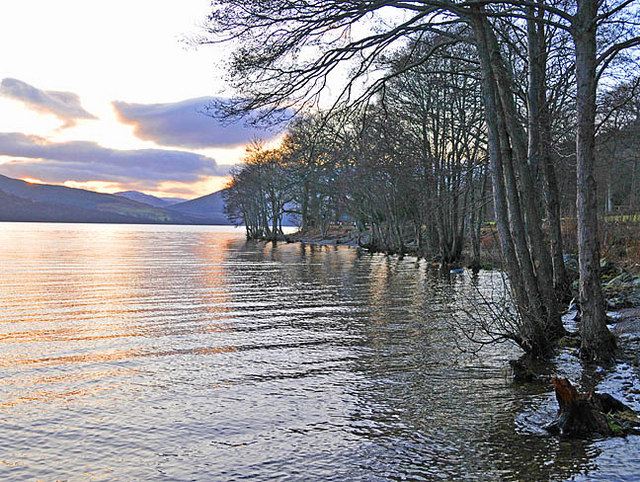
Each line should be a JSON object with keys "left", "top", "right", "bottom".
{"left": 0, "top": 1, "right": 282, "bottom": 199}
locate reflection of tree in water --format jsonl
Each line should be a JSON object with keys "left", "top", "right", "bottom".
{"left": 316, "top": 253, "right": 598, "bottom": 480}
{"left": 220, "top": 240, "right": 604, "bottom": 479}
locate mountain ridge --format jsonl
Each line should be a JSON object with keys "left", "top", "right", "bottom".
{"left": 0, "top": 175, "right": 231, "bottom": 225}
{"left": 114, "top": 190, "right": 186, "bottom": 208}
{"left": 167, "top": 189, "right": 231, "bottom": 225}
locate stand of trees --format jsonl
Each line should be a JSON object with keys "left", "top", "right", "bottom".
{"left": 224, "top": 141, "right": 297, "bottom": 241}
{"left": 207, "top": 0, "right": 639, "bottom": 363}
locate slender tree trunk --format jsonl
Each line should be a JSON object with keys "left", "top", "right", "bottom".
{"left": 528, "top": 6, "right": 569, "bottom": 297}
{"left": 527, "top": 8, "right": 543, "bottom": 181}
{"left": 540, "top": 122, "right": 569, "bottom": 296}
{"left": 471, "top": 12, "right": 550, "bottom": 356}
{"left": 484, "top": 20, "right": 564, "bottom": 339}
{"left": 301, "top": 180, "right": 310, "bottom": 230}
{"left": 630, "top": 158, "right": 638, "bottom": 210}
{"left": 572, "top": 0, "right": 616, "bottom": 361}
{"left": 497, "top": 99, "right": 548, "bottom": 328}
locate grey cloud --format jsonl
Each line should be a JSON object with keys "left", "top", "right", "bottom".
{"left": 113, "top": 97, "right": 280, "bottom": 149}
{"left": 0, "top": 132, "right": 230, "bottom": 185}
{"left": 1, "top": 78, "right": 97, "bottom": 127}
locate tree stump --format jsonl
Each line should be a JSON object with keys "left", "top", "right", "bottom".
{"left": 545, "top": 377, "right": 640, "bottom": 437}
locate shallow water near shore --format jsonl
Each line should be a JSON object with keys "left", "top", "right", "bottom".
{"left": 1, "top": 222, "right": 639, "bottom": 480}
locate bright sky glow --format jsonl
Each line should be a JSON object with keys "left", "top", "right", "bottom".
{"left": 0, "top": 0, "right": 273, "bottom": 199}
{"left": 0, "top": 1, "right": 217, "bottom": 102}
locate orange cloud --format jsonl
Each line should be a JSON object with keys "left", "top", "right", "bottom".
{"left": 20, "top": 177, "right": 47, "bottom": 185}
{"left": 62, "top": 180, "right": 127, "bottom": 194}
{"left": 53, "top": 176, "right": 230, "bottom": 200}
{"left": 152, "top": 175, "right": 231, "bottom": 199}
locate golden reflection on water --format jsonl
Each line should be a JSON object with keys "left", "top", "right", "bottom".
{"left": 0, "top": 367, "right": 137, "bottom": 387}
{"left": 0, "top": 385, "right": 120, "bottom": 409}
{"left": 193, "top": 234, "right": 234, "bottom": 321}
{"left": 0, "top": 327, "right": 141, "bottom": 343}
{"left": 0, "top": 224, "right": 240, "bottom": 413}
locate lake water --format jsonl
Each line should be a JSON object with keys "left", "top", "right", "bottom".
{"left": 1, "top": 223, "right": 639, "bottom": 480}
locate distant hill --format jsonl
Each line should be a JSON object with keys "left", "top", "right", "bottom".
{"left": 0, "top": 175, "right": 204, "bottom": 224}
{"left": 160, "top": 196, "right": 186, "bottom": 205}
{"left": 115, "top": 191, "right": 186, "bottom": 208}
{"left": 167, "top": 189, "right": 231, "bottom": 225}
{"left": 0, "top": 189, "right": 166, "bottom": 224}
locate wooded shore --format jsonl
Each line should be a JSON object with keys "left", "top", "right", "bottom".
{"left": 283, "top": 225, "right": 640, "bottom": 437}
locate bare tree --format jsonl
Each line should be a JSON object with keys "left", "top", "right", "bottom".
{"left": 201, "top": 0, "right": 639, "bottom": 361}
{"left": 225, "top": 141, "right": 297, "bottom": 240}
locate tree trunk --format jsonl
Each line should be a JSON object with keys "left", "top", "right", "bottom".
{"left": 301, "top": 180, "right": 310, "bottom": 230}
{"left": 483, "top": 18, "right": 563, "bottom": 339}
{"left": 572, "top": 0, "right": 616, "bottom": 362}
{"left": 470, "top": 12, "right": 550, "bottom": 357}
{"left": 497, "top": 98, "right": 548, "bottom": 328}
{"left": 528, "top": 6, "right": 569, "bottom": 297}
{"left": 469, "top": 168, "right": 487, "bottom": 272}
{"left": 630, "top": 158, "right": 638, "bottom": 210}
{"left": 546, "top": 377, "right": 637, "bottom": 437}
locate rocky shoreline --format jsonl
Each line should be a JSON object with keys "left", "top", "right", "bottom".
{"left": 286, "top": 228, "right": 362, "bottom": 248}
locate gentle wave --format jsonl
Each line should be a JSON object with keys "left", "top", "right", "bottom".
{"left": 1, "top": 222, "right": 638, "bottom": 481}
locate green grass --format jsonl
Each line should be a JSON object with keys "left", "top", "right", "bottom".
{"left": 604, "top": 214, "right": 640, "bottom": 223}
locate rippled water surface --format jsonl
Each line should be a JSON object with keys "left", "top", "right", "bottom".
{"left": 1, "top": 223, "right": 640, "bottom": 480}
